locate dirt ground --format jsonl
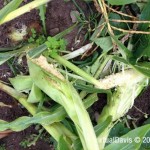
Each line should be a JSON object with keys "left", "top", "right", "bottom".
{"left": 0, "top": 0, "right": 89, "bottom": 50}
{"left": 0, "top": 0, "right": 150, "bottom": 150}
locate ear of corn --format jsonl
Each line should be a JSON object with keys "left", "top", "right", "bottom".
{"left": 97, "top": 69, "right": 148, "bottom": 149}
{"left": 28, "top": 55, "right": 99, "bottom": 150}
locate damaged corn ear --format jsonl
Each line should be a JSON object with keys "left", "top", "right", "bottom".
{"left": 27, "top": 56, "right": 99, "bottom": 150}
{"left": 98, "top": 69, "right": 146, "bottom": 89}
{"left": 29, "top": 55, "right": 64, "bottom": 81}
{"left": 98, "top": 69, "right": 148, "bottom": 123}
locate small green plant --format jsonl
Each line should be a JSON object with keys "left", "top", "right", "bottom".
{"left": 45, "top": 36, "right": 67, "bottom": 52}
{"left": 20, "top": 134, "right": 38, "bottom": 148}
{"left": 28, "top": 28, "right": 46, "bottom": 45}
{"left": 72, "top": 0, "right": 100, "bottom": 40}
{"left": 20, "top": 129, "right": 43, "bottom": 148}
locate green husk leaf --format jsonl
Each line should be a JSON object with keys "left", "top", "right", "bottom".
{"left": 95, "top": 116, "right": 112, "bottom": 137}
{"left": 28, "top": 56, "right": 99, "bottom": 150}
{"left": 9, "top": 75, "right": 33, "bottom": 92}
{"left": 57, "top": 136, "right": 71, "bottom": 150}
{"left": 73, "top": 116, "right": 112, "bottom": 149}
{"left": 74, "top": 83, "right": 110, "bottom": 94}
{"left": 27, "top": 84, "right": 44, "bottom": 103}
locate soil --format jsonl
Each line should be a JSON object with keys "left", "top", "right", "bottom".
{"left": 0, "top": 0, "right": 150, "bottom": 150}
{"left": 128, "top": 86, "right": 150, "bottom": 125}
{"left": 0, "top": 0, "right": 89, "bottom": 50}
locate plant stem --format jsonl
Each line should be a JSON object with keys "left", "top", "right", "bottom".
{"left": 98, "top": 0, "right": 114, "bottom": 35}
{"left": 0, "top": 0, "right": 53, "bottom": 25}
{"left": 50, "top": 53, "right": 101, "bottom": 87}
{"left": 94, "top": 55, "right": 111, "bottom": 79}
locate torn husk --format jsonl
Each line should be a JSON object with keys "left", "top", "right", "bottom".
{"left": 29, "top": 55, "right": 64, "bottom": 81}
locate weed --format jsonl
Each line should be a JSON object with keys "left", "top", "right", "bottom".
{"left": 72, "top": 0, "right": 100, "bottom": 41}
{"left": 20, "top": 129, "right": 43, "bottom": 148}
{"left": 45, "top": 37, "right": 67, "bottom": 52}
{"left": 28, "top": 28, "right": 46, "bottom": 45}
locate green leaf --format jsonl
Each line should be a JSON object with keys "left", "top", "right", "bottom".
{"left": 104, "top": 124, "right": 150, "bottom": 150}
{"left": 38, "top": 4, "right": 46, "bottom": 35}
{"left": 45, "top": 37, "right": 67, "bottom": 51}
{"left": 0, "top": 0, "right": 23, "bottom": 23}
{"left": 54, "top": 23, "right": 77, "bottom": 39}
{"left": 111, "top": 56, "right": 129, "bottom": 65}
{"left": 133, "top": 62, "right": 150, "bottom": 77}
{"left": 143, "top": 118, "right": 150, "bottom": 125}
{"left": 107, "top": 0, "right": 136, "bottom": 5}
{"left": 94, "top": 36, "right": 113, "bottom": 52}
{"left": 9, "top": 75, "right": 33, "bottom": 92}
{"left": 73, "top": 117, "right": 112, "bottom": 149}
{"left": 0, "top": 44, "right": 22, "bottom": 52}
{"left": 28, "top": 43, "right": 47, "bottom": 58}
{"left": 110, "top": 34, "right": 133, "bottom": 59}
{"left": 95, "top": 116, "right": 112, "bottom": 137}
{"left": 0, "top": 108, "right": 66, "bottom": 132}
{"left": 133, "top": 34, "right": 150, "bottom": 59}
{"left": 108, "top": 122, "right": 131, "bottom": 138}
{"left": 27, "top": 84, "right": 44, "bottom": 103}
{"left": 74, "top": 83, "right": 111, "bottom": 94}
{"left": 57, "top": 136, "right": 71, "bottom": 150}
{"left": 109, "top": 13, "right": 128, "bottom": 35}
{"left": 0, "top": 48, "right": 24, "bottom": 65}
{"left": 137, "top": 1, "right": 150, "bottom": 32}
{"left": 132, "top": 1, "right": 150, "bottom": 59}
{"left": 140, "top": 118, "right": 150, "bottom": 149}
{"left": 0, "top": 44, "right": 35, "bottom": 65}
{"left": 0, "top": 53, "right": 15, "bottom": 65}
